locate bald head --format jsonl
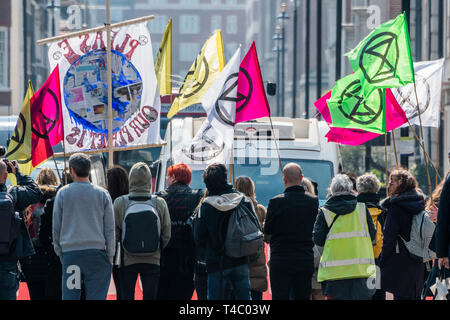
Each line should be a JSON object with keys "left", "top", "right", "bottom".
{"left": 282, "top": 163, "right": 303, "bottom": 187}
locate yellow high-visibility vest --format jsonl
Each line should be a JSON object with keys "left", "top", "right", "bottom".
{"left": 317, "top": 203, "right": 376, "bottom": 282}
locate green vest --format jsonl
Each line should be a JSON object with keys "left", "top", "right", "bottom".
{"left": 317, "top": 203, "right": 376, "bottom": 282}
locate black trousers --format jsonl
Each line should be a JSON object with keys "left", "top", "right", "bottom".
{"left": 269, "top": 261, "right": 313, "bottom": 300}
{"left": 119, "top": 264, "right": 160, "bottom": 300}
{"left": 157, "top": 268, "right": 194, "bottom": 300}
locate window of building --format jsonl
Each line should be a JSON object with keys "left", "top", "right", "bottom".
{"left": 211, "top": 15, "right": 222, "bottom": 33}
{"left": 148, "top": 0, "right": 166, "bottom": 5}
{"left": 179, "top": 42, "right": 200, "bottom": 62}
{"left": 180, "top": 0, "right": 199, "bottom": 4}
{"left": 0, "top": 28, "right": 8, "bottom": 89}
{"left": 226, "top": 42, "right": 238, "bottom": 60}
{"left": 179, "top": 15, "right": 200, "bottom": 34}
{"left": 226, "top": 15, "right": 238, "bottom": 34}
{"left": 148, "top": 15, "right": 169, "bottom": 34}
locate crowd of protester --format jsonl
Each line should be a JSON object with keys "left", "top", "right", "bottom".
{"left": 1, "top": 152, "right": 450, "bottom": 301}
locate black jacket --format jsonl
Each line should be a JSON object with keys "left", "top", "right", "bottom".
{"left": 156, "top": 183, "right": 203, "bottom": 273}
{"left": 436, "top": 175, "right": 450, "bottom": 258}
{"left": 194, "top": 184, "right": 250, "bottom": 273}
{"left": 313, "top": 193, "right": 376, "bottom": 300}
{"left": 0, "top": 171, "right": 43, "bottom": 263}
{"left": 264, "top": 185, "right": 318, "bottom": 269}
{"left": 379, "top": 189, "right": 426, "bottom": 299}
{"left": 39, "top": 184, "right": 62, "bottom": 258}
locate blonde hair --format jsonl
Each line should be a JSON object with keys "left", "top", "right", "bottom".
{"left": 301, "top": 177, "right": 315, "bottom": 195}
{"left": 235, "top": 176, "right": 258, "bottom": 208}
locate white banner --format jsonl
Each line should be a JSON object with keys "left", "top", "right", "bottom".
{"left": 173, "top": 47, "right": 241, "bottom": 170}
{"left": 48, "top": 22, "right": 162, "bottom": 153}
{"left": 393, "top": 58, "right": 445, "bottom": 128}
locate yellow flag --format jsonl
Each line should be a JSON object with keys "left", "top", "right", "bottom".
{"left": 155, "top": 18, "right": 172, "bottom": 95}
{"left": 167, "top": 30, "right": 225, "bottom": 118}
{"left": 6, "top": 83, "right": 35, "bottom": 183}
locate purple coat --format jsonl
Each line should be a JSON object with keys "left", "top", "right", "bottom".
{"left": 379, "top": 189, "right": 426, "bottom": 299}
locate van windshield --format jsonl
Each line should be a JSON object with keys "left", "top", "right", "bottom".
{"left": 187, "top": 159, "right": 334, "bottom": 208}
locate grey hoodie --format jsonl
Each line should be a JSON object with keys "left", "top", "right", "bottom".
{"left": 114, "top": 162, "right": 171, "bottom": 267}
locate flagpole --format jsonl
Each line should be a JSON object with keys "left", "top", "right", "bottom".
{"left": 52, "top": 154, "right": 62, "bottom": 183}
{"left": 385, "top": 133, "right": 388, "bottom": 198}
{"left": 391, "top": 129, "right": 399, "bottom": 167}
{"left": 106, "top": 0, "right": 114, "bottom": 170}
{"left": 62, "top": 137, "right": 68, "bottom": 185}
{"left": 269, "top": 117, "right": 283, "bottom": 173}
{"left": 413, "top": 83, "right": 433, "bottom": 199}
{"left": 436, "top": 126, "right": 440, "bottom": 188}
{"left": 405, "top": 119, "right": 441, "bottom": 181}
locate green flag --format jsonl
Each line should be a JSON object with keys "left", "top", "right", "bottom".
{"left": 345, "top": 12, "right": 414, "bottom": 91}
{"left": 327, "top": 72, "right": 387, "bottom": 134}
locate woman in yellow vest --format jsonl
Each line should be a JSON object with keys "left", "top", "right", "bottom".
{"left": 313, "top": 174, "right": 377, "bottom": 300}
{"left": 356, "top": 173, "right": 385, "bottom": 300}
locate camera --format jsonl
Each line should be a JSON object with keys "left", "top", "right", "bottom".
{"left": 0, "top": 146, "right": 14, "bottom": 174}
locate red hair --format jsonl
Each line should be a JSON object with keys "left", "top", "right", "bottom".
{"left": 168, "top": 163, "right": 192, "bottom": 185}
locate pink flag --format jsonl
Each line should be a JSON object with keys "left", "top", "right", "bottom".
{"left": 31, "top": 65, "right": 64, "bottom": 147}
{"left": 314, "top": 89, "right": 407, "bottom": 146}
{"left": 30, "top": 66, "right": 64, "bottom": 167}
{"left": 235, "top": 42, "right": 270, "bottom": 124}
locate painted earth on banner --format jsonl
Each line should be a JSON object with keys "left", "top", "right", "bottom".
{"left": 47, "top": 22, "right": 162, "bottom": 153}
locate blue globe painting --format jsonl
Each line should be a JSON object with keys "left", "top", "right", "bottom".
{"left": 63, "top": 49, "right": 143, "bottom": 134}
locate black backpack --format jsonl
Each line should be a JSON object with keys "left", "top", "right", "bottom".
{"left": 0, "top": 191, "right": 20, "bottom": 255}
{"left": 121, "top": 195, "right": 160, "bottom": 256}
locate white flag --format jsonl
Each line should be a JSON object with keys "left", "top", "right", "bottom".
{"left": 393, "top": 58, "right": 445, "bottom": 128}
{"left": 47, "top": 22, "right": 162, "bottom": 153}
{"left": 173, "top": 47, "right": 241, "bottom": 169}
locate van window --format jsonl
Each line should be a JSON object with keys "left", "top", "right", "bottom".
{"left": 165, "top": 158, "right": 334, "bottom": 207}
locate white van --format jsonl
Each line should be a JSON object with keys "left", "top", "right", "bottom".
{"left": 156, "top": 117, "right": 342, "bottom": 207}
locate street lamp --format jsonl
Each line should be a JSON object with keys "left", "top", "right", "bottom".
{"left": 276, "top": 3, "right": 289, "bottom": 117}
{"left": 291, "top": 0, "right": 298, "bottom": 118}
{"left": 272, "top": 25, "right": 282, "bottom": 117}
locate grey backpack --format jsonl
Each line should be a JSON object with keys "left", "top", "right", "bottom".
{"left": 400, "top": 210, "right": 437, "bottom": 263}
{"left": 224, "top": 199, "right": 264, "bottom": 258}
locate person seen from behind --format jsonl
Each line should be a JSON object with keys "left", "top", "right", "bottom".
{"left": 106, "top": 165, "right": 129, "bottom": 301}
{"left": 264, "top": 163, "right": 318, "bottom": 300}
{"left": 52, "top": 153, "right": 115, "bottom": 300}
{"left": 156, "top": 163, "right": 203, "bottom": 300}
{"left": 235, "top": 176, "right": 268, "bottom": 301}
{"left": 300, "top": 177, "right": 325, "bottom": 301}
{"left": 114, "top": 162, "right": 171, "bottom": 300}
{"left": 194, "top": 163, "right": 253, "bottom": 300}
{"left": 313, "top": 174, "right": 376, "bottom": 300}
{"left": 39, "top": 169, "right": 72, "bottom": 300}
{"left": 379, "top": 169, "right": 426, "bottom": 300}
{"left": 356, "top": 173, "right": 386, "bottom": 300}
{"left": 0, "top": 159, "right": 42, "bottom": 300}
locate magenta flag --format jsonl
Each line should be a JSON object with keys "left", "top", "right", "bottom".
{"left": 235, "top": 42, "right": 270, "bottom": 124}
{"left": 31, "top": 65, "right": 64, "bottom": 147}
{"left": 314, "top": 89, "right": 407, "bottom": 146}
